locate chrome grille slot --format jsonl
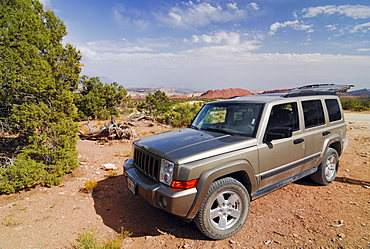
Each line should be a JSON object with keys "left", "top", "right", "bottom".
{"left": 133, "top": 147, "right": 161, "bottom": 180}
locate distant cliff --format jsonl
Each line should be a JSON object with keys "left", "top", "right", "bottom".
{"left": 199, "top": 88, "right": 255, "bottom": 98}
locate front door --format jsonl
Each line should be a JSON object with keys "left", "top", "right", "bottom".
{"left": 258, "top": 102, "right": 305, "bottom": 189}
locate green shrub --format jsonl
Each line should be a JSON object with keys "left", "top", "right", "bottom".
{"left": 341, "top": 98, "right": 370, "bottom": 111}
{"left": 81, "top": 180, "right": 98, "bottom": 193}
{"left": 163, "top": 102, "right": 203, "bottom": 127}
{"left": 0, "top": 155, "right": 45, "bottom": 194}
{"left": 75, "top": 76, "right": 129, "bottom": 121}
{"left": 137, "top": 90, "right": 172, "bottom": 116}
{"left": 75, "top": 227, "right": 131, "bottom": 249}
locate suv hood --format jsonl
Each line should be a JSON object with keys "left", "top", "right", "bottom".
{"left": 134, "top": 128, "right": 256, "bottom": 164}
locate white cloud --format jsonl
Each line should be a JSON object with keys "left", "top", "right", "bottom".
{"left": 190, "top": 31, "right": 262, "bottom": 53}
{"left": 83, "top": 40, "right": 154, "bottom": 53}
{"left": 157, "top": 2, "right": 246, "bottom": 28}
{"left": 269, "top": 20, "right": 313, "bottom": 35}
{"left": 249, "top": 3, "right": 259, "bottom": 11}
{"left": 358, "top": 48, "right": 370, "bottom": 52}
{"left": 79, "top": 46, "right": 370, "bottom": 90}
{"left": 350, "top": 22, "right": 370, "bottom": 33}
{"left": 326, "top": 24, "right": 337, "bottom": 31}
{"left": 227, "top": 3, "right": 238, "bottom": 10}
{"left": 302, "top": 5, "right": 370, "bottom": 19}
{"left": 192, "top": 31, "right": 238, "bottom": 44}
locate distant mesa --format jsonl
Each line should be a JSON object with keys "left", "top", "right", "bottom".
{"left": 344, "top": 88, "right": 370, "bottom": 96}
{"left": 168, "top": 95, "right": 188, "bottom": 99}
{"left": 128, "top": 87, "right": 295, "bottom": 99}
{"left": 127, "top": 86, "right": 364, "bottom": 100}
{"left": 199, "top": 88, "right": 255, "bottom": 99}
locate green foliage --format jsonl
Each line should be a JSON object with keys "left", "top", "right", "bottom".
{"left": 138, "top": 90, "right": 172, "bottom": 116}
{"left": 82, "top": 180, "right": 98, "bottom": 193}
{"left": 75, "top": 76, "right": 129, "bottom": 120}
{"left": 75, "top": 228, "right": 131, "bottom": 249}
{"left": 163, "top": 102, "right": 203, "bottom": 127}
{"left": 0, "top": 0, "right": 81, "bottom": 193}
{"left": 341, "top": 97, "right": 370, "bottom": 112}
{"left": 0, "top": 154, "right": 45, "bottom": 194}
{"left": 136, "top": 91, "right": 207, "bottom": 127}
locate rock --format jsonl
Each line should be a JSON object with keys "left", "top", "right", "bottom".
{"left": 229, "top": 239, "right": 237, "bottom": 244}
{"left": 337, "top": 233, "right": 346, "bottom": 238}
{"left": 331, "top": 220, "right": 344, "bottom": 227}
{"left": 101, "top": 163, "right": 117, "bottom": 171}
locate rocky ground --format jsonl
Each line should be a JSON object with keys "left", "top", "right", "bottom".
{"left": 0, "top": 112, "right": 369, "bottom": 249}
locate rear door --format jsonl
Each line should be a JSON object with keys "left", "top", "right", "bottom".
{"left": 300, "top": 99, "right": 328, "bottom": 168}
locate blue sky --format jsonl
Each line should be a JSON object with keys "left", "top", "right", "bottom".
{"left": 41, "top": 0, "right": 370, "bottom": 91}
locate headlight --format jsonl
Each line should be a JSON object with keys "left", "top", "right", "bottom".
{"left": 159, "top": 159, "right": 174, "bottom": 186}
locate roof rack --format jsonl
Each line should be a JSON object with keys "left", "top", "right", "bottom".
{"left": 292, "top": 84, "right": 354, "bottom": 93}
{"left": 284, "top": 84, "right": 354, "bottom": 97}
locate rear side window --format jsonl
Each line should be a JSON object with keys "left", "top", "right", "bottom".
{"left": 302, "top": 100, "right": 325, "bottom": 128}
{"left": 325, "top": 99, "right": 342, "bottom": 122}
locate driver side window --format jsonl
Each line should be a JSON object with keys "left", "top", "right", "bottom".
{"left": 266, "top": 103, "right": 299, "bottom": 132}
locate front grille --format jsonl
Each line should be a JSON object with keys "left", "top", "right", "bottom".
{"left": 133, "top": 147, "right": 161, "bottom": 180}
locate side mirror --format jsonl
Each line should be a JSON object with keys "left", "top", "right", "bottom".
{"left": 264, "top": 127, "right": 293, "bottom": 142}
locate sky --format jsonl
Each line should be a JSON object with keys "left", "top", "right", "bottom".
{"left": 40, "top": 0, "right": 370, "bottom": 91}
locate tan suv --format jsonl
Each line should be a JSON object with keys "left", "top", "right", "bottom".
{"left": 123, "top": 84, "right": 351, "bottom": 239}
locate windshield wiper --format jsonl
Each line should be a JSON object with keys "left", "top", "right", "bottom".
{"left": 201, "top": 127, "right": 233, "bottom": 135}
{"left": 189, "top": 125, "right": 199, "bottom": 130}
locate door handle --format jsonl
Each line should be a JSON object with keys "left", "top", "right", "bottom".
{"left": 293, "top": 138, "right": 304, "bottom": 144}
{"left": 322, "top": 131, "right": 331, "bottom": 136}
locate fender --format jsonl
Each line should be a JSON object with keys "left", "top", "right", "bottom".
{"left": 319, "top": 134, "right": 343, "bottom": 162}
{"left": 184, "top": 160, "right": 257, "bottom": 219}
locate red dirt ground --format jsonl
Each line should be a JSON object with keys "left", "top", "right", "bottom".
{"left": 0, "top": 112, "right": 369, "bottom": 249}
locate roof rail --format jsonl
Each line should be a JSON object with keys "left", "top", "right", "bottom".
{"left": 284, "top": 91, "right": 335, "bottom": 98}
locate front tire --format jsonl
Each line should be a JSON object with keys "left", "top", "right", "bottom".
{"left": 311, "top": 148, "right": 339, "bottom": 185}
{"left": 194, "top": 177, "right": 250, "bottom": 240}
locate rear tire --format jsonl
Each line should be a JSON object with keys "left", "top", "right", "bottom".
{"left": 311, "top": 148, "right": 339, "bottom": 185}
{"left": 194, "top": 177, "right": 250, "bottom": 240}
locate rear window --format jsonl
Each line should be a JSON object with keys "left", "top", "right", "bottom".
{"left": 325, "top": 99, "right": 342, "bottom": 122}
{"left": 302, "top": 100, "right": 325, "bottom": 128}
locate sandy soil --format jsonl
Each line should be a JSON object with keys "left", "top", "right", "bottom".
{"left": 0, "top": 113, "right": 369, "bottom": 249}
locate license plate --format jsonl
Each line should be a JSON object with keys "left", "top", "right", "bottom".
{"left": 127, "top": 177, "right": 137, "bottom": 195}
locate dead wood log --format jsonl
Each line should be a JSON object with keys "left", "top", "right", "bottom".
{"left": 78, "top": 117, "right": 135, "bottom": 140}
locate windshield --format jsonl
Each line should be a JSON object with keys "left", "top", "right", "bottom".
{"left": 190, "top": 103, "right": 263, "bottom": 137}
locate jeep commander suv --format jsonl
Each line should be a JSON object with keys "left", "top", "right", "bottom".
{"left": 123, "top": 84, "right": 352, "bottom": 239}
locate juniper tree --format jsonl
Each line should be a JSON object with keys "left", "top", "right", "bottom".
{"left": 0, "top": 0, "right": 82, "bottom": 193}
{"left": 139, "top": 90, "right": 171, "bottom": 116}
{"left": 75, "top": 75, "right": 129, "bottom": 120}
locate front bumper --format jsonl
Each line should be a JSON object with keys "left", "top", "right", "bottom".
{"left": 123, "top": 158, "right": 197, "bottom": 218}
